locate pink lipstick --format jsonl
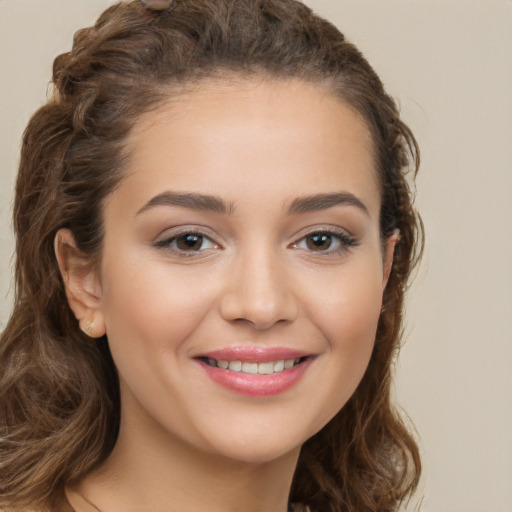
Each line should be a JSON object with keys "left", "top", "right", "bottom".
{"left": 194, "top": 346, "right": 314, "bottom": 397}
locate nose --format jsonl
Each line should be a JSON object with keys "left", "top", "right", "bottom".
{"left": 219, "top": 247, "right": 298, "bottom": 330}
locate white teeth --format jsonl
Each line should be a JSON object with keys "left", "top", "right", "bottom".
{"left": 228, "top": 360, "right": 242, "bottom": 372}
{"left": 258, "top": 362, "right": 274, "bottom": 375}
{"left": 273, "top": 360, "right": 285, "bottom": 372}
{"left": 242, "top": 362, "right": 258, "bottom": 374}
{"left": 206, "top": 357, "right": 302, "bottom": 374}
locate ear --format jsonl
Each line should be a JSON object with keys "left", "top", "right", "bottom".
{"left": 383, "top": 229, "right": 400, "bottom": 288}
{"left": 54, "top": 229, "right": 106, "bottom": 338}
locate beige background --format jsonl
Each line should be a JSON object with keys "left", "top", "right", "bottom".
{"left": 1, "top": 1, "right": 511, "bottom": 511}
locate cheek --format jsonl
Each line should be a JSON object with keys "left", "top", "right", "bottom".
{"left": 99, "top": 255, "right": 220, "bottom": 355}
{"left": 309, "top": 260, "right": 384, "bottom": 347}
{"left": 301, "top": 259, "right": 384, "bottom": 417}
{"left": 324, "top": 283, "right": 382, "bottom": 379}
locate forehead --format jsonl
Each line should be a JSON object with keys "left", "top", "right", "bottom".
{"left": 119, "top": 78, "right": 380, "bottom": 216}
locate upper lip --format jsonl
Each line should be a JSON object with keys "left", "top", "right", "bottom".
{"left": 195, "top": 346, "right": 313, "bottom": 363}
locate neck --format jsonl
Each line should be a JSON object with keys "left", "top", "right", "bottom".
{"left": 69, "top": 390, "right": 300, "bottom": 512}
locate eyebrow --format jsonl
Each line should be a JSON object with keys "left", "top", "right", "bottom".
{"left": 136, "top": 191, "right": 233, "bottom": 216}
{"left": 136, "top": 190, "right": 368, "bottom": 217}
{"left": 288, "top": 192, "right": 369, "bottom": 216}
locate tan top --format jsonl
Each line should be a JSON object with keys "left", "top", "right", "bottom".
{"left": 63, "top": 487, "right": 306, "bottom": 512}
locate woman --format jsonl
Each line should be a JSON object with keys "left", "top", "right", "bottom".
{"left": 0, "top": 0, "right": 422, "bottom": 511}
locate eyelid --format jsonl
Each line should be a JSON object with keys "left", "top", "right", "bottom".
{"left": 153, "top": 226, "right": 223, "bottom": 253}
{"left": 290, "top": 226, "right": 359, "bottom": 254}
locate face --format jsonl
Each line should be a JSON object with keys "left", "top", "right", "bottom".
{"left": 75, "top": 79, "right": 394, "bottom": 464}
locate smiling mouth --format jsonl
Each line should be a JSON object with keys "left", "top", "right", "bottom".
{"left": 198, "top": 357, "right": 307, "bottom": 375}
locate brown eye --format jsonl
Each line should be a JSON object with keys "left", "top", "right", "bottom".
{"left": 291, "top": 230, "right": 358, "bottom": 255}
{"left": 305, "top": 234, "right": 333, "bottom": 251}
{"left": 154, "top": 231, "right": 219, "bottom": 254}
{"left": 176, "top": 234, "right": 205, "bottom": 251}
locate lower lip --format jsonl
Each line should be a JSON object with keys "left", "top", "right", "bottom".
{"left": 197, "top": 359, "right": 313, "bottom": 397}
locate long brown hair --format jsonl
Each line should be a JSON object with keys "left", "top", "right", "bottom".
{"left": 0, "top": 1, "right": 423, "bottom": 511}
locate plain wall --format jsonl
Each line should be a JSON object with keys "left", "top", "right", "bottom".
{"left": 1, "top": 2, "right": 511, "bottom": 511}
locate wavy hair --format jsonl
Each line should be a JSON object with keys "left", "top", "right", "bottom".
{"left": 0, "top": 1, "right": 423, "bottom": 511}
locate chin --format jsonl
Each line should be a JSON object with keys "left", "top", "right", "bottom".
{"left": 207, "top": 437, "right": 302, "bottom": 466}
{"left": 193, "top": 415, "right": 318, "bottom": 466}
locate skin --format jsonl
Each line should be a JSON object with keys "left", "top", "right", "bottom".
{"left": 56, "top": 78, "right": 397, "bottom": 512}
{"left": 140, "top": 0, "right": 176, "bottom": 11}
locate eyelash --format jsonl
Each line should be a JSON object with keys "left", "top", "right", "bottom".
{"left": 153, "top": 230, "right": 219, "bottom": 256}
{"left": 153, "top": 228, "right": 359, "bottom": 257}
{"left": 291, "top": 228, "right": 359, "bottom": 255}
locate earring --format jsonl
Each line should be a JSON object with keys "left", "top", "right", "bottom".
{"left": 79, "top": 321, "right": 94, "bottom": 337}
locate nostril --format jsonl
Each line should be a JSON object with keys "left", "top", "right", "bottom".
{"left": 219, "top": 260, "right": 298, "bottom": 328}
